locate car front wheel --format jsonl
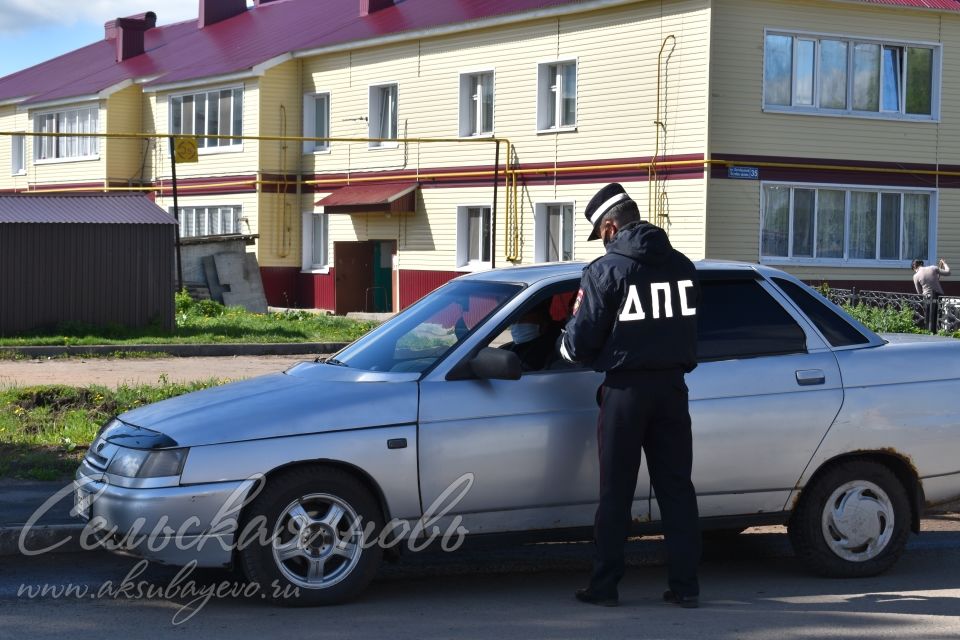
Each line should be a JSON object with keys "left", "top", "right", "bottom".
{"left": 788, "top": 459, "right": 911, "bottom": 578}
{"left": 238, "top": 466, "right": 384, "bottom": 605}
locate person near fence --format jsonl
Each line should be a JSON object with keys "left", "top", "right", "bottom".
{"left": 912, "top": 258, "right": 951, "bottom": 333}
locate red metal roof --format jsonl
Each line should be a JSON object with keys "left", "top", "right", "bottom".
{"left": 0, "top": 194, "right": 177, "bottom": 225}
{"left": 856, "top": 0, "right": 960, "bottom": 9}
{"left": 3, "top": 0, "right": 956, "bottom": 106}
{"left": 317, "top": 182, "right": 418, "bottom": 207}
{"left": 0, "top": 0, "right": 586, "bottom": 105}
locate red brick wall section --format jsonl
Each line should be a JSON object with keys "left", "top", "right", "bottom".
{"left": 399, "top": 270, "right": 460, "bottom": 309}
{"left": 298, "top": 269, "right": 336, "bottom": 311}
{"left": 260, "top": 267, "right": 300, "bottom": 308}
{"left": 261, "top": 268, "right": 460, "bottom": 311}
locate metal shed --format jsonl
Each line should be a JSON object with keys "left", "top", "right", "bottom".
{"left": 0, "top": 194, "right": 178, "bottom": 334}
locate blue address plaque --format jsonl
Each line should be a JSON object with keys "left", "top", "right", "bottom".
{"left": 728, "top": 166, "right": 760, "bottom": 180}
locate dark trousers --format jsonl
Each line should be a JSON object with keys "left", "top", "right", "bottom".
{"left": 588, "top": 370, "right": 701, "bottom": 598}
{"left": 924, "top": 294, "right": 940, "bottom": 333}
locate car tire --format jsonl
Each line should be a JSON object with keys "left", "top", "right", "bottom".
{"left": 238, "top": 466, "right": 384, "bottom": 606}
{"left": 788, "top": 459, "right": 911, "bottom": 578}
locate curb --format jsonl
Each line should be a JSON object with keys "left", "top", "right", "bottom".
{"left": 0, "top": 343, "right": 349, "bottom": 359}
{"left": 0, "top": 524, "right": 87, "bottom": 556}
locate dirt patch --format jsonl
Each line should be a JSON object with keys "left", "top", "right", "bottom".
{"left": 0, "top": 355, "right": 311, "bottom": 388}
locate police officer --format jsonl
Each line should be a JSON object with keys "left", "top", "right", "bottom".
{"left": 560, "top": 183, "right": 701, "bottom": 608}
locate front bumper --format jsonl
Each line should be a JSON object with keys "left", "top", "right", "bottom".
{"left": 74, "top": 461, "right": 251, "bottom": 568}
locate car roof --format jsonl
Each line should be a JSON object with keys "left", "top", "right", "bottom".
{"left": 458, "top": 260, "right": 763, "bottom": 285}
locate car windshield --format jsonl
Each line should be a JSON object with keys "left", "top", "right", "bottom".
{"left": 331, "top": 280, "right": 523, "bottom": 373}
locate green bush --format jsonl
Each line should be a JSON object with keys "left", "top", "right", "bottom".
{"left": 841, "top": 303, "right": 923, "bottom": 334}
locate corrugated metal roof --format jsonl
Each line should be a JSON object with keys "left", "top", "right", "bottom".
{"left": 0, "top": 194, "right": 177, "bottom": 225}
{"left": 0, "top": 0, "right": 585, "bottom": 104}
{"left": 317, "top": 183, "right": 419, "bottom": 207}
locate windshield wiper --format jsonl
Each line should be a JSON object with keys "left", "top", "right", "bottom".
{"left": 323, "top": 357, "right": 348, "bottom": 367}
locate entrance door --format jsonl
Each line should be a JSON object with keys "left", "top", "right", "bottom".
{"left": 372, "top": 241, "right": 396, "bottom": 313}
{"left": 334, "top": 241, "right": 375, "bottom": 315}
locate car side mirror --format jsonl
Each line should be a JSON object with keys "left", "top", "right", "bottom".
{"left": 471, "top": 347, "right": 522, "bottom": 380}
{"left": 447, "top": 347, "right": 522, "bottom": 381}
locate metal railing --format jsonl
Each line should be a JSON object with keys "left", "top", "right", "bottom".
{"left": 820, "top": 286, "right": 960, "bottom": 333}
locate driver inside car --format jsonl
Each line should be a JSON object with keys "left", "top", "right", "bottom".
{"left": 502, "top": 300, "right": 562, "bottom": 372}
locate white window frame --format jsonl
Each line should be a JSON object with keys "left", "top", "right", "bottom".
{"left": 368, "top": 83, "right": 399, "bottom": 149}
{"left": 762, "top": 28, "right": 942, "bottom": 122}
{"left": 168, "top": 85, "right": 244, "bottom": 154}
{"left": 759, "top": 181, "right": 937, "bottom": 268}
{"left": 303, "top": 92, "right": 332, "bottom": 155}
{"left": 534, "top": 202, "right": 577, "bottom": 263}
{"left": 173, "top": 205, "right": 244, "bottom": 239}
{"left": 456, "top": 204, "right": 493, "bottom": 271}
{"left": 458, "top": 70, "right": 495, "bottom": 137}
{"left": 32, "top": 105, "right": 100, "bottom": 164}
{"left": 537, "top": 59, "right": 578, "bottom": 133}
{"left": 301, "top": 210, "right": 330, "bottom": 273}
{"left": 11, "top": 133, "right": 25, "bottom": 175}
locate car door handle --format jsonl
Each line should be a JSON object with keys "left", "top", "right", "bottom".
{"left": 796, "top": 369, "right": 825, "bottom": 386}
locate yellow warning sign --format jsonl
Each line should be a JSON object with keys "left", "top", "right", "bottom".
{"left": 173, "top": 136, "right": 199, "bottom": 164}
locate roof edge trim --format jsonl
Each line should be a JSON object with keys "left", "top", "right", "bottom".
{"left": 826, "top": 0, "right": 960, "bottom": 14}
{"left": 24, "top": 94, "right": 102, "bottom": 111}
{"left": 0, "top": 96, "right": 29, "bottom": 107}
{"left": 144, "top": 53, "right": 292, "bottom": 93}
{"left": 292, "top": 0, "right": 644, "bottom": 60}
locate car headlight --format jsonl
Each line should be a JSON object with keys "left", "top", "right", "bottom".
{"left": 107, "top": 448, "right": 188, "bottom": 478}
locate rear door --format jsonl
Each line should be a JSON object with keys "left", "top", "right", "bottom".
{"left": 652, "top": 272, "right": 844, "bottom": 521}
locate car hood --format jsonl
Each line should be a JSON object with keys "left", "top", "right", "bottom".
{"left": 116, "top": 362, "right": 419, "bottom": 447}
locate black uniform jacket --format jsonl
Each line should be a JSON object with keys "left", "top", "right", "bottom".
{"left": 560, "top": 221, "right": 700, "bottom": 373}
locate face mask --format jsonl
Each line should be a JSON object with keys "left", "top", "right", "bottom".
{"left": 510, "top": 323, "right": 540, "bottom": 345}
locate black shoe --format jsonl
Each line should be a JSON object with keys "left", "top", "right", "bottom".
{"left": 663, "top": 589, "right": 699, "bottom": 609}
{"left": 575, "top": 588, "right": 619, "bottom": 607}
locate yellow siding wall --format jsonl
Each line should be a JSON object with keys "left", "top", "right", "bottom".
{"left": 300, "top": 0, "right": 711, "bottom": 271}
{"left": 258, "top": 59, "right": 303, "bottom": 267}
{"left": 307, "top": 178, "right": 706, "bottom": 273}
{"left": 302, "top": 0, "right": 709, "bottom": 174}
{"left": 709, "top": 0, "right": 945, "bottom": 163}
{"left": 0, "top": 106, "right": 30, "bottom": 192}
{"left": 707, "top": 0, "right": 960, "bottom": 282}
{"left": 105, "top": 85, "right": 147, "bottom": 184}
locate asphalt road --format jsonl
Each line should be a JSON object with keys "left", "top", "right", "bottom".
{"left": 2, "top": 519, "right": 959, "bottom": 640}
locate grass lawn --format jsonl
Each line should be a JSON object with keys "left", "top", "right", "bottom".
{"left": 0, "top": 292, "right": 377, "bottom": 347}
{"left": 0, "top": 378, "right": 225, "bottom": 481}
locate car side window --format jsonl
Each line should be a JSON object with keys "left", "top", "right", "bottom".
{"left": 772, "top": 277, "right": 870, "bottom": 347}
{"left": 697, "top": 279, "right": 807, "bottom": 362}
{"left": 483, "top": 283, "right": 582, "bottom": 373}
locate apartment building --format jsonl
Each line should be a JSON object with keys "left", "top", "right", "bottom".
{"left": 0, "top": 0, "right": 956, "bottom": 313}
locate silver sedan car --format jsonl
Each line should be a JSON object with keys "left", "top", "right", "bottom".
{"left": 74, "top": 261, "right": 960, "bottom": 604}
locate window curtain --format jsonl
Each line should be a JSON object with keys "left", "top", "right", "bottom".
{"left": 816, "top": 190, "right": 845, "bottom": 258}
{"left": 762, "top": 186, "right": 790, "bottom": 256}
{"left": 902, "top": 193, "right": 930, "bottom": 260}
{"left": 849, "top": 191, "right": 878, "bottom": 259}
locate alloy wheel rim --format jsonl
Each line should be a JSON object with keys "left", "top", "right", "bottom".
{"left": 820, "top": 480, "right": 895, "bottom": 562}
{"left": 271, "top": 493, "right": 364, "bottom": 589}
